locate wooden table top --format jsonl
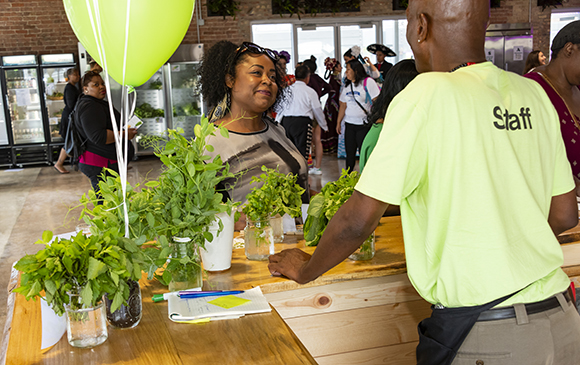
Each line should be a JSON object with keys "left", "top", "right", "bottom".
{"left": 4, "top": 217, "right": 407, "bottom": 365}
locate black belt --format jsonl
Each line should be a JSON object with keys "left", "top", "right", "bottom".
{"left": 477, "top": 289, "right": 573, "bottom": 322}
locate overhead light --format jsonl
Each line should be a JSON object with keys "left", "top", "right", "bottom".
{"left": 301, "top": 24, "right": 317, "bottom": 31}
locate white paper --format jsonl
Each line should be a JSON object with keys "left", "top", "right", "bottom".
{"left": 168, "top": 286, "right": 271, "bottom": 322}
{"left": 15, "top": 89, "right": 31, "bottom": 106}
{"left": 513, "top": 46, "right": 524, "bottom": 61}
{"left": 40, "top": 299, "right": 66, "bottom": 350}
{"left": 127, "top": 115, "right": 143, "bottom": 129}
{"left": 301, "top": 204, "right": 309, "bottom": 223}
{"left": 282, "top": 213, "right": 296, "bottom": 233}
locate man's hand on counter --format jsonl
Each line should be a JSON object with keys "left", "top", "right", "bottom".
{"left": 268, "top": 190, "right": 390, "bottom": 284}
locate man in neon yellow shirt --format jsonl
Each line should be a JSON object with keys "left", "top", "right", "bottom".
{"left": 268, "top": 0, "right": 580, "bottom": 363}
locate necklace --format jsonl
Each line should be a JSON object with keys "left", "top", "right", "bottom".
{"left": 449, "top": 62, "right": 476, "bottom": 73}
{"left": 537, "top": 72, "right": 580, "bottom": 131}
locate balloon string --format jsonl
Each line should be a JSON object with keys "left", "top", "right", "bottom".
{"left": 85, "top": 0, "right": 130, "bottom": 238}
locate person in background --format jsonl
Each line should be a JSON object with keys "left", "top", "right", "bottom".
{"left": 337, "top": 59, "right": 380, "bottom": 172}
{"left": 343, "top": 46, "right": 380, "bottom": 79}
{"left": 53, "top": 68, "right": 80, "bottom": 174}
{"left": 278, "top": 50, "right": 295, "bottom": 86}
{"left": 525, "top": 21, "right": 580, "bottom": 194}
{"left": 522, "top": 50, "right": 547, "bottom": 74}
{"left": 302, "top": 56, "right": 331, "bottom": 172}
{"left": 367, "top": 43, "right": 396, "bottom": 84}
{"left": 359, "top": 59, "right": 418, "bottom": 172}
{"left": 269, "top": 0, "right": 580, "bottom": 363}
{"left": 75, "top": 71, "right": 137, "bottom": 198}
{"left": 321, "top": 57, "right": 341, "bottom": 156}
{"left": 276, "top": 65, "right": 328, "bottom": 168}
{"left": 200, "top": 41, "right": 309, "bottom": 215}
{"left": 89, "top": 60, "right": 103, "bottom": 74}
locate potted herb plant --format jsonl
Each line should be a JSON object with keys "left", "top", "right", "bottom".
{"left": 304, "top": 170, "right": 375, "bottom": 260}
{"left": 14, "top": 228, "right": 143, "bottom": 348}
{"left": 148, "top": 117, "right": 236, "bottom": 290}
{"left": 242, "top": 166, "right": 304, "bottom": 260}
{"left": 76, "top": 171, "right": 162, "bottom": 328}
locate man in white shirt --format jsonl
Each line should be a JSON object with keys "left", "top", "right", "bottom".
{"left": 277, "top": 65, "right": 328, "bottom": 161}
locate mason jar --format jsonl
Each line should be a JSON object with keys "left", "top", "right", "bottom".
{"left": 348, "top": 232, "right": 375, "bottom": 261}
{"left": 244, "top": 219, "right": 275, "bottom": 261}
{"left": 169, "top": 236, "right": 203, "bottom": 291}
{"left": 65, "top": 292, "right": 108, "bottom": 348}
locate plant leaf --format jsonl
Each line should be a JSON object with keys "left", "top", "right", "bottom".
{"left": 87, "top": 257, "right": 107, "bottom": 280}
{"left": 42, "top": 230, "right": 53, "bottom": 243}
{"left": 81, "top": 284, "right": 93, "bottom": 307}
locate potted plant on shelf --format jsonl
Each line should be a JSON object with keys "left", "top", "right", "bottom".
{"left": 304, "top": 170, "right": 375, "bottom": 260}
{"left": 242, "top": 166, "right": 305, "bottom": 260}
{"left": 14, "top": 229, "right": 144, "bottom": 348}
{"left": 148, "top": 117, "right": 236, "bottom": 290}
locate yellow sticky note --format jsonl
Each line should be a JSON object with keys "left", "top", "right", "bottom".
{"left": 208, "top": 295, "right": 250, "bottom": 309}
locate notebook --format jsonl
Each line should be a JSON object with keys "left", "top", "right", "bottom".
{"left": 167, "top": 286, "right": 271, "bottom": 322}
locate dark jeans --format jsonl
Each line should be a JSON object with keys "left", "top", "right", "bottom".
{"left": 79, "top": 162, "right": 119, "bottom": 204}
{"left": 281, "top": 116, "right": 313, "bottom": 160}
{"left": 345, "top": 122, "right": 371, "bottom": 172}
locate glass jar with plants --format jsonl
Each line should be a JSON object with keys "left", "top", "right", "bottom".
{"left": 14, "top": 229, "right": 144, "bottom": 348}
{"left": 304, "top": 170, "right": 375, "bottom": 260}
{"left": 242, "top": 166, "right": 305, "bottom": 260}
{"left": 76, "top": 171, "right": 161, "bottom": 328}
{"left": 146, "top": 118, "right": 237, "bottom": 289}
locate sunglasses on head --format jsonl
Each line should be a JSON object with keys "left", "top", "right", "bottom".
{"left": 235, "top": 42, "right": 280, "bottom": 63}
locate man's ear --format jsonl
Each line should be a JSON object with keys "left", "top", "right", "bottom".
{"left": 417, "top": 13, "right": 429, "bottom": 43}
{"left": 226, "top": 74, "right": 235, "bottom": 89}
{"left": 563, "top": 42, "right": 575, "bottom": 58}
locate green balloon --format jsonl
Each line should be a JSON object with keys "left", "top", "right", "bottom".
{"left": 63, "top": 0, "right": 194, "bottom": 87}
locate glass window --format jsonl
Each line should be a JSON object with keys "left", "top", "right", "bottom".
{"left": 252, "top": 24, "right": 294, "bottom": 74}
{"left": 340, "top": 25, "right": 377, "bottom": 62}
{"left": 296, "top": 26, "right": 335, "bottom": 77}
{"left": 550, "top": 11, "right": 580, "bottom": 52}
{"left": 396, "top": 20, "right": 414, "bottom": 61}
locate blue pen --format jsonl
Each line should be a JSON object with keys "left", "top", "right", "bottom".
{"left": 178, "top": 290, "right": 244, "bottom": 299}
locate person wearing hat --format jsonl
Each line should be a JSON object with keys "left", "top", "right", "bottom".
{"left": 367, "top": 44, "right": 396, "bottom": 83}
{"left": 269, "top": 1, "right": 580, "bottom": 363}
{"left": 525, "top": 20, "right": 580, "bottom": 195}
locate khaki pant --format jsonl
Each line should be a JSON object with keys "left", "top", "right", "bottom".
{"left": 452, "top": 293, "right": 580, "bottom": 364}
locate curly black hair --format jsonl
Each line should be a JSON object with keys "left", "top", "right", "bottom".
{"left": 200, "top": 40, "right": 289, "bottom": 115}
{"left": 368, "top": 59, "right": 418, "bottom": 124}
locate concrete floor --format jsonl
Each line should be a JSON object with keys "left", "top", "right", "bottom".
{"left": 0, "top": 153, "right": 349, "bottom": 344}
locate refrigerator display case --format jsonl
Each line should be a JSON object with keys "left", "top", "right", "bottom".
{"left": 40, "top": 54, "right": 76, "bottom": 144}
{"left": 166, "top": 60, "right": 203, "bottom": 140}
{"left": 133, "top": 68, "right": 168, "bottom": 155}
{"left": 2, "top": 55, "right": 50, "bottom": 166}
{"left": 0, "top": 77, "right": 12, "bottom": 167}
{"left": 485, "top": 23, "right": 533, "bottom": 75}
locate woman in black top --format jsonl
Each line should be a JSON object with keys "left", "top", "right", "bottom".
{"left": 75, "top": 71, "right": 136, "bottom": 197}
{"left": 53, "top": 68, "right": 80, "bottom": 173}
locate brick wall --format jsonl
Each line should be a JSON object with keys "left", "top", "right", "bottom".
{"left": 0, "top": 0, "right": 579, "bottom": 59}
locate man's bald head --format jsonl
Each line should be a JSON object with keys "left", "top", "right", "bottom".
{"left": 406, "top": 0, "right": 489, "bottom": 72}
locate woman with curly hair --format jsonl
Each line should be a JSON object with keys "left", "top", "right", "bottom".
{"left": 201, "top": 40, "right": 309, "bottom": 207}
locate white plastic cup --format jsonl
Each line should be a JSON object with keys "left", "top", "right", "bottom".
{"left": 201, "top": 211, "right": 235, "bottom": 271}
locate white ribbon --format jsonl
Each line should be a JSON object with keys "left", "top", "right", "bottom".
{"left": 84, "top": 0, "right": 134, "bottom": 238}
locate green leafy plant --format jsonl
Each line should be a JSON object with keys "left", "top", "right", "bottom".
{"left": 242, "top": 165, "right": 305, "bottom": 222}
{"left": 304, "top": 170, "right": 359, "bottom": 246}
{"left": 147, "top": 117, "right": 238, "bottom": 286}
{"left": 272, "top": 0, "right": 363, "bottom": 18}
{"left": 537, "top": 0, "right": 561, "bottom": 10}
{"left": 75, "top": 170, "right": 163, "bottom": 280}
{"left": 207, "top": 0, "right": 240, "bottom": 19}
{"left": 14, "top": 229, "right": 144, "bottom": 316}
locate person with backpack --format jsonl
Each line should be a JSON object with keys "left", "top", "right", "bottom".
{"left": 336, "top": 59, "right": 380, "bottom": 172}
{"left": 75, "top": 71, "right": 136, "bottom": 198}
